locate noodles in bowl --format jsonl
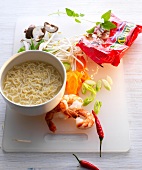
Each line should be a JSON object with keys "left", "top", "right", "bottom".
{"left": 3, "top": 61, "right": 63, "bottom": 106}
{"left": 0, "top": 51, "right": 66, "bottom": 116}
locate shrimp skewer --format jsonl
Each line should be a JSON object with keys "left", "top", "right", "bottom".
{"left": 45, "top": 94, "right": 95, "bottom": 132}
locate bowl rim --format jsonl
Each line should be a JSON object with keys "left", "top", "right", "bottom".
{"left": 0, "top": 50, "right": 66, "bottom": 108}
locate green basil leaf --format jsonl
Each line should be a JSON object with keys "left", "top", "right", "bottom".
{"left": 96, "top": 22, "right": 101, "bottom": 26}
{"left": 80, "top": 13, "right": 85, "bottom": 17}
{"left": 65, "top": 8, "right": 74, "bottom": 17}
{"left": 101, "top": 21, "right": 116, "bottom": 30}
{"left": 86, "top": 26, "right": 95, "bottom": 34}
{"left": 75, "top": 18, "right": 81, "bottom": 23}
{"left": 101, "top": 10, "right": 111, "bottom": 21}
{"left": 73, "top": 12, "right": 79, "bottom": 17}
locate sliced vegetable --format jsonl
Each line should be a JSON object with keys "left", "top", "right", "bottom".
{"left": 82, "top": 83, "right": 96, "bottom": 106}
{"left": 83, "top": 95, "right": 95, "bottom": 106}
{"left": 106, "top": 75, "right": 113, "bottom": 85}
{"left": 96, "top": 80, "right": 102, "bottom": 92}
{"left": 102, "top": 79, "right": 111, "bottom": 91}
{"left": 84, "top": 80, "right": 96, "bottom": 87}
{"left": 66, "top": 71, "right": 78, "bottom": 94}
{"left": 66, "top": 70, "right": 90, "bottom": 95}
{"left": 83, "top": 83, "right": 96, "bottom": 95}
{"left": 63, "top": 62, "right": 71, "bottom": 72}
{"left": 81, "top": 83, "right": 87, "bottom": 94}
{"left": 94, "top": 100, "right": 102, "bottom": 114}
{"left": 80, "top": 71, "right": 90, "bottom": 82}
{"left": 76, "top": 55, "right": 86, "bottom": 71}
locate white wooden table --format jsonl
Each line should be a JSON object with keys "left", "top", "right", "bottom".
{"left": 0, "top": 0, "right": 142, "bottom": 169}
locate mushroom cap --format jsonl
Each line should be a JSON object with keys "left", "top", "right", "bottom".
{"left": 24, "top": 25, "right": 35, "bottom": 39}
{"left": 44, "top": 22, "right": 58, "bottom": 33}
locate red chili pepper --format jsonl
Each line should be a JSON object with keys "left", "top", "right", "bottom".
{"left": 92, "top": 110, "right": 104, "bottom": 157}
{"left": 73, "top": 154, "right": 99, "bottom": 170}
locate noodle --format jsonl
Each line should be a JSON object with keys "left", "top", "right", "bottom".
{"left": 3, "top": 61, "right": 63, "bottom": 105}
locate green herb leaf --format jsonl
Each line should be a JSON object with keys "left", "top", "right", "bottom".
{"left": 101, "top": 10, "right": 111, "bottom": 21}
{"left": 96, "top": 22, "right": 101, "bottom": 26}
{"left": 101, "top": 21, "right": 116, "bottom": 30}
{"left": 29, "top": 39, "right": 36, "bottom": 50}
{"left": 80, "top": 13, "right": 85, "bottom": 17}
{"left": 35, "top": 39, "right": 44, "bottom": 49}
{"left": 75, "top": 18, "right": 81, "bottom": 23}
{"left": 86, "top": 10, "right": 116, "bottom": 34}
{"left": 73, "top": 12, "right": 79, "bottom": 17}
{"left": 18, "top": 46, "right": 25, "bottom": 53}
{"left": 86, "top": 26, "right": 95, "bottom": 34}
{"left": 65, "top": 8, "right": 74, "bottom": 17}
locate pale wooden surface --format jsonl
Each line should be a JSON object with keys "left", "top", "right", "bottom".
{"left": 0, "top": 0, "right": 142, "bottom": 169}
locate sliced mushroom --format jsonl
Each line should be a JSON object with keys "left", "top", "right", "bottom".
{"left": 24, "top": 25, "right": 35, "bottom": 39}
{"left": 32, "top": 26, "right": 46, "bottom": 42}
{"left": 21, "top": 39, "right": 30, "bottom": 51}
{"left": 44, "top": 22, "right": 58, "bottom": 33}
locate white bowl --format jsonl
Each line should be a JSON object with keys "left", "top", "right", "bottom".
{"left": 0, "top": 51, "right": 66, "bottom": 116}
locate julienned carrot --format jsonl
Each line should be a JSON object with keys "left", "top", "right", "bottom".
{"left": 76, "top": 55, "right": 87, "bottom": 71}
{"left": 66, "top": 70, "right": 90, "bottom": 95}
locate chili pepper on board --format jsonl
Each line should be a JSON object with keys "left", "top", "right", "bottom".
{"left": 92, "top": 110, "right": 104, "bottom": 157}
{"left": 73, "top": 154, "right": 99, "bottom": 170}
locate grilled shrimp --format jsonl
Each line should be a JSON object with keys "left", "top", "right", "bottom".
{"left": 45, "top": 94, "right": 95, "bottom": 132}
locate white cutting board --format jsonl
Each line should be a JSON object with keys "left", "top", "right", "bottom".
{"left": 2, "top": 16, "right": 130, "bottom": 152}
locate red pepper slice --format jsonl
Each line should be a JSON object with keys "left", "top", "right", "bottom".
{"left": 76, "top": 55, "right": 86, "bottom": 71}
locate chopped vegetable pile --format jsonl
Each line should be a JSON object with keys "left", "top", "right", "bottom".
{"left": 17, "top": 9, "right": 115, "bottom": 113}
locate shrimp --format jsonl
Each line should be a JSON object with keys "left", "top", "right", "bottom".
{"left": 45, "top": 94, "right": 95, "bottom": 132}
{"left": 75, "top": 109, "right": 95, "bottom": 129}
